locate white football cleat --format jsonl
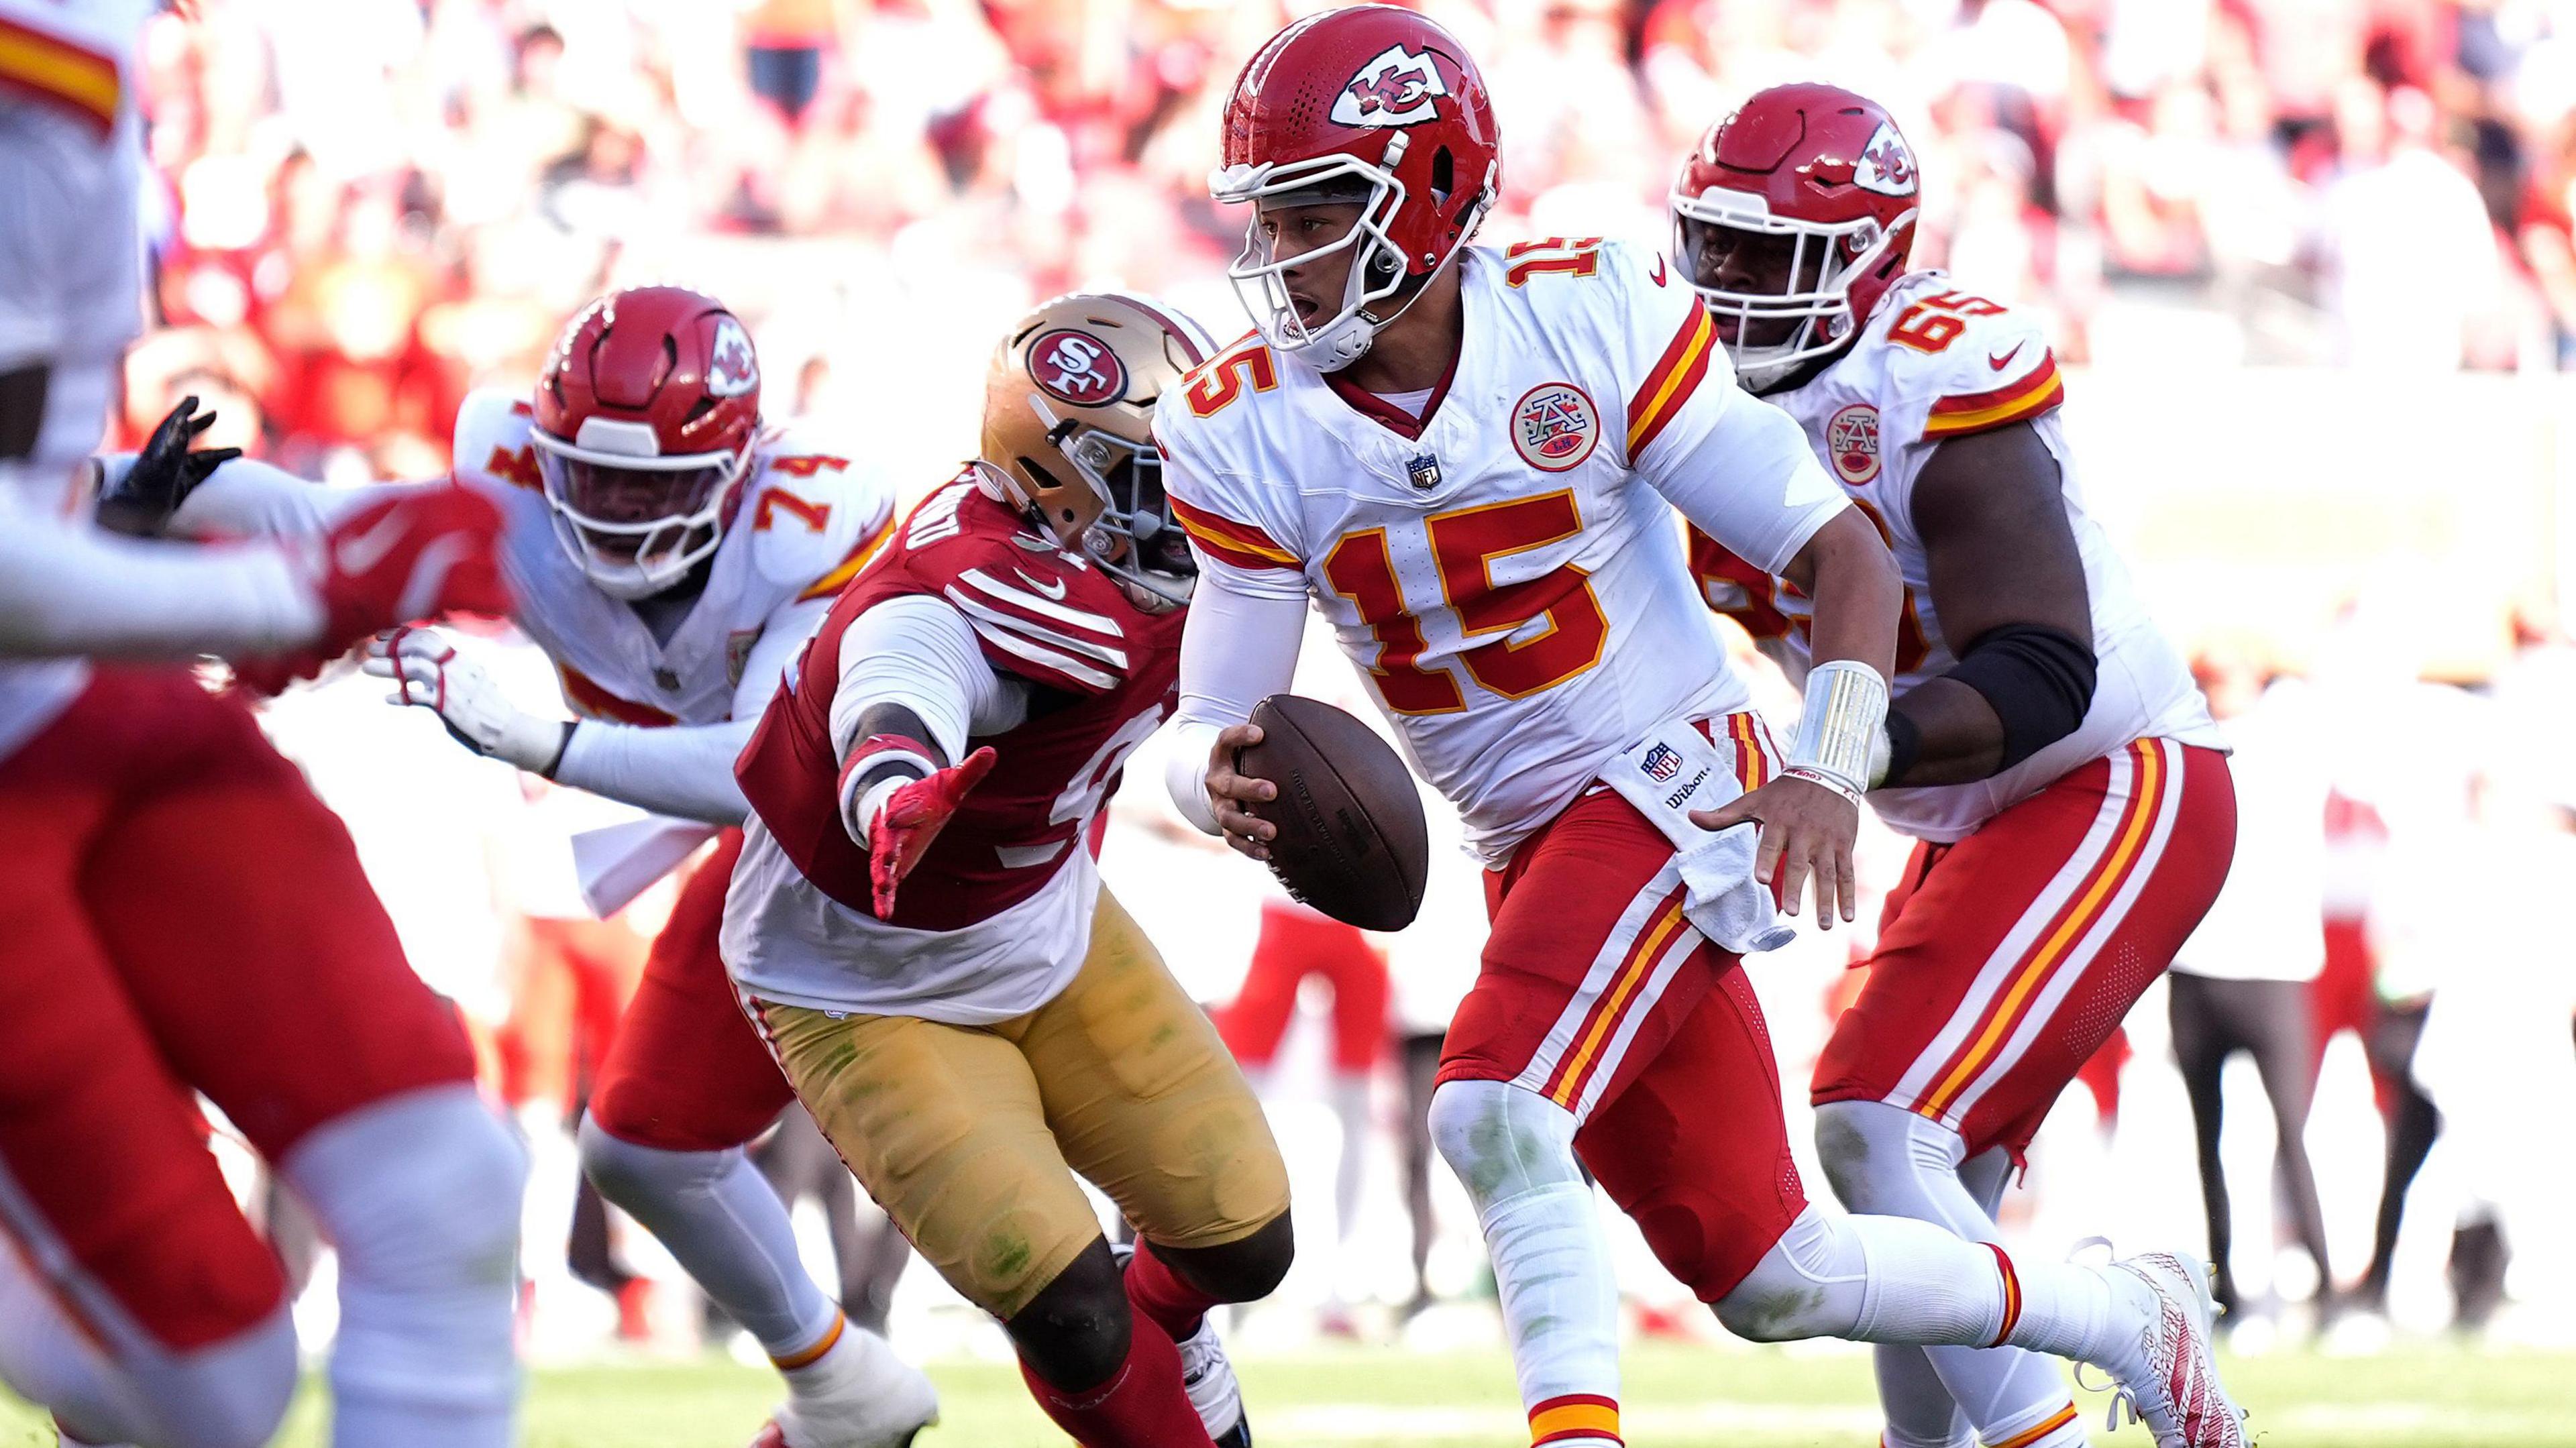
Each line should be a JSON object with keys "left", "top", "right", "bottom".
{"left": 1112, "top": 1241, "right": 1252, "bottom": 1447}
{"left": 753, "top": 1315, "right": 938, "bottom": 1448}
{"left": 1173, "top": 1311, "right": 1252, "bottom": 1448}
{"left": 2104, "top": 1252, "right": 2247, "bottom": 1448}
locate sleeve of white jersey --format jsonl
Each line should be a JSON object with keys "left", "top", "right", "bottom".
{"left": 1165, "top": 559, "right": 1307, "bottom": 835}
{"left": 1873, "top": 298, "right": 2065, "bottom": 531}
{"left": 1593, "top": 244, "right": 1847, "bottom": 575}
{"left": 165, "top": 455, "right": 387, "bottom": 537}
{"left": 747, "top": 443, "right": 900, "bottom": 602}
{"left": 1152, "top": 398, "right": 1309, "bottom": 602}
{"left": 0, "top": 501, "right": 321, "bottom": 659}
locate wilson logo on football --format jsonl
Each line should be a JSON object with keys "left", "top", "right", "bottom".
{"left": 1510, "top": 382, "right": 1598, "bottom": 472}
{"left": 1854, "top": 121, "right": 1918, "bottom": 198}
{"left": 1827, "top": 403, "right": 1880, "bottom": 485}
{"left": 1331, "top": 44, "right": 1448, "bottom": 128}
{"left": 1028, "top": 329, "right": 1127, "bottom": 406}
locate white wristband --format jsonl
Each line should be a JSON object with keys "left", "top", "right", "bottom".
{"left": 852, "top": 773, "right": 912, "bottom": 839}
{"left": 837, "top": 740, "right": 936, "bottom": 844}
{"left": 1165, "top": 718, "right": 1225, "bottom": 836}
{"left": 1790, "top": 659, "right": 1890, "bottom": 796}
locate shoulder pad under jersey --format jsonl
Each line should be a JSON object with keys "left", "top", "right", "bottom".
{"left": 449, "top": 386, "right": 543, "bottom": 496}
{"left": 881, "top": 471, "right": 1144, "bottom": 695}
{"left": 1864, "top": 278, "right": 2063, "bottom": 445}
{"left": 1493, "top": 237, "right": 1735, "bottom": 466}
{"left": 742, "top": 426, "right": 897, "bottom": 602}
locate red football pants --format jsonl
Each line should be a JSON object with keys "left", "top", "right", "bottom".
{"left": 587, "top": 831, "right": 798, "bottom": 1152}
{"left": 1218, "top": 899, "right": 1390, "bottom": 1073}
{"left": 1440, "top": 713, "right": 1807, "bottom": 1301}
{"left": 0, "top": 667, "right": 477, "bottom": 1350}
{"left": 1815, "top": 738, "right": 2235, "bottom": 1156}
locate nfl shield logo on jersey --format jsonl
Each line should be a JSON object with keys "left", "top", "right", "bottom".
{"left": 1641, "top": 743, "right": 1683, "bottom": 782}
{"left": 1511, "top": 383, "right": 1599, "bottom": 472}
{"left": 1406, "top": 453, "right": 1443, "bottom": 491}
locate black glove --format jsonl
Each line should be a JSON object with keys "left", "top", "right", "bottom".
{"left": 95, "top": 396, "right": 242, "bottom": 537}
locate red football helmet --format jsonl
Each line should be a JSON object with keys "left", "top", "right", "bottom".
{"left": 1669, "top": 84, "right": 1921, "bottom": 391}
{"left": 1212, "top": 5, "right": 1500, "bottom": 372}
{"left": 530, "top": 286, "right": 764, "bottom": 598}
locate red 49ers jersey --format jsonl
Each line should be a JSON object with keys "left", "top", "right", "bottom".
{"left": 725, "top": 475, "right": 1184, "bottom": 1022}
{"left": 1687, "top": 272, "right": 2219, "bottom": 841}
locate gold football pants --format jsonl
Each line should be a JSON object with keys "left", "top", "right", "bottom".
{"left": 756, "top": 888, "right": 1289, "bottom": 1319}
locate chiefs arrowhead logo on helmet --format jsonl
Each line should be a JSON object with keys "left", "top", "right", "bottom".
{"left": 706, "top": 316, "right": 759, "bottom": 398}
{"left": 1854, "top": 121, "right": 1919, "bottom": 198}
{"left": 1331, "top": 44, "right": 1448, "bottom": 128}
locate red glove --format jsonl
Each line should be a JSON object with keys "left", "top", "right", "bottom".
{"left": 311, "top": 484, "right": 511, "bottom": 649}
{"left": 233, "top": 485, "right": 511, "bottom": 696}
{"left": 859, "top": 744, "right": 998, "bottom": 917}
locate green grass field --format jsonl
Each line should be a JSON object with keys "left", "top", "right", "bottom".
{"left": 9, "top": 1342, "right": 2575, "bottom": 1447}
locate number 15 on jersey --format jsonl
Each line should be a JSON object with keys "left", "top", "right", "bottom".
{"left": 1323, "top": 490, "right": 1609, "bottom": 715}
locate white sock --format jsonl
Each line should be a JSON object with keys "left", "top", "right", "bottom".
{"left": 1873, "top": 1334, "right": 1972, "bottom": 1448}
{"left": 1429, "top": 1078, "right": 1621, "bottom": 1447}
{"left": 578, "top": 1118, "right": 840, "bottom": 1359}
{"left": 1818, "top": 1103, "right": 2082, "bottom": 1448}
{"left": 775, "top": 1313, "right": 933, "bottom": 1431}
{"left": 284, "top": 1086, "right": 526, "bottom": 1448}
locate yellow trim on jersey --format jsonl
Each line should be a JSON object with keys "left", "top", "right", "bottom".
{"left": 0, "top": 16, "right": 119, "bottom": 135}
{"left": 1625, "top": 308, "right": 1717, "bottom": 457}
{"left": 798, "top": 514, "right": 896, "bottom": 601}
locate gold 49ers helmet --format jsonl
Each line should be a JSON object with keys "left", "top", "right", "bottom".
{"left": 980, "top": 292, "right": 1216, "bottom": 606}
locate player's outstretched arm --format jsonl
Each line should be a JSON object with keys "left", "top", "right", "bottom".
{"left": 150, "top": 451, "right": 391, "bottom": 538}
{"left": 93, "top": 396, "right": 241, "bottom": 537}
{"left": 823, "top": 594, "right": 1022, "bottom": 913}
{"left": 1, "top": 482, "right": 508, "bottom": 669}
{"left": 0, "top": 510, "right": 322, "bottom": 659}
{"left": 1879, "top": 422, "right": 2094, "bottom": 788}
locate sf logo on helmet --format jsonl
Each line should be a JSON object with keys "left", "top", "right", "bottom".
{"left": 1332, "top": 44, "right": 1448, "bottom": 128}
{"left": 706, "top": 316, "right": 759, "bottom": 398}
{"left": 1028, "top": 328, "right": 1128, "bottom": 406}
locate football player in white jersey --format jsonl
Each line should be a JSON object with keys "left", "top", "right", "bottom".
{"left": 121, "top": 287, "right": 935, "bottom": 1448}
{"left": 1672, "top": 85, "right": 2241, "bottom": 1448}
{"left": 1, "top": 8, "right": 535, "bottom": 1448}
{"left": 1158, "top": 11, "right": 2243, "bottom": 1448}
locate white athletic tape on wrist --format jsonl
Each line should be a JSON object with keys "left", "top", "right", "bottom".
{"left": 1790, "top": 659, "right": 1889, "bottom": 796}
{"left": 838, "top": 736, "right": 938, "bottom": 836}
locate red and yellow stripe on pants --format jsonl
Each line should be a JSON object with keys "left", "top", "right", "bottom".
{"left": 1496, "top": 713, "right": 1780, "bottom": 1123}
{"left": 1813, "top": 737, "right": 2237, "bottom": 1156}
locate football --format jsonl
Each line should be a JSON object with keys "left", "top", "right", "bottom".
{"left": 1237, "top": 693, "right": 1430, "bottom": 932}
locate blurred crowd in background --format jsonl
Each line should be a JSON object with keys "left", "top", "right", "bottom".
{"left": 119, "top": 0, "right": 2576, "bottom": 484}
{"left": 121, "top": 0, "right": 2576, "bottom": 1371}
